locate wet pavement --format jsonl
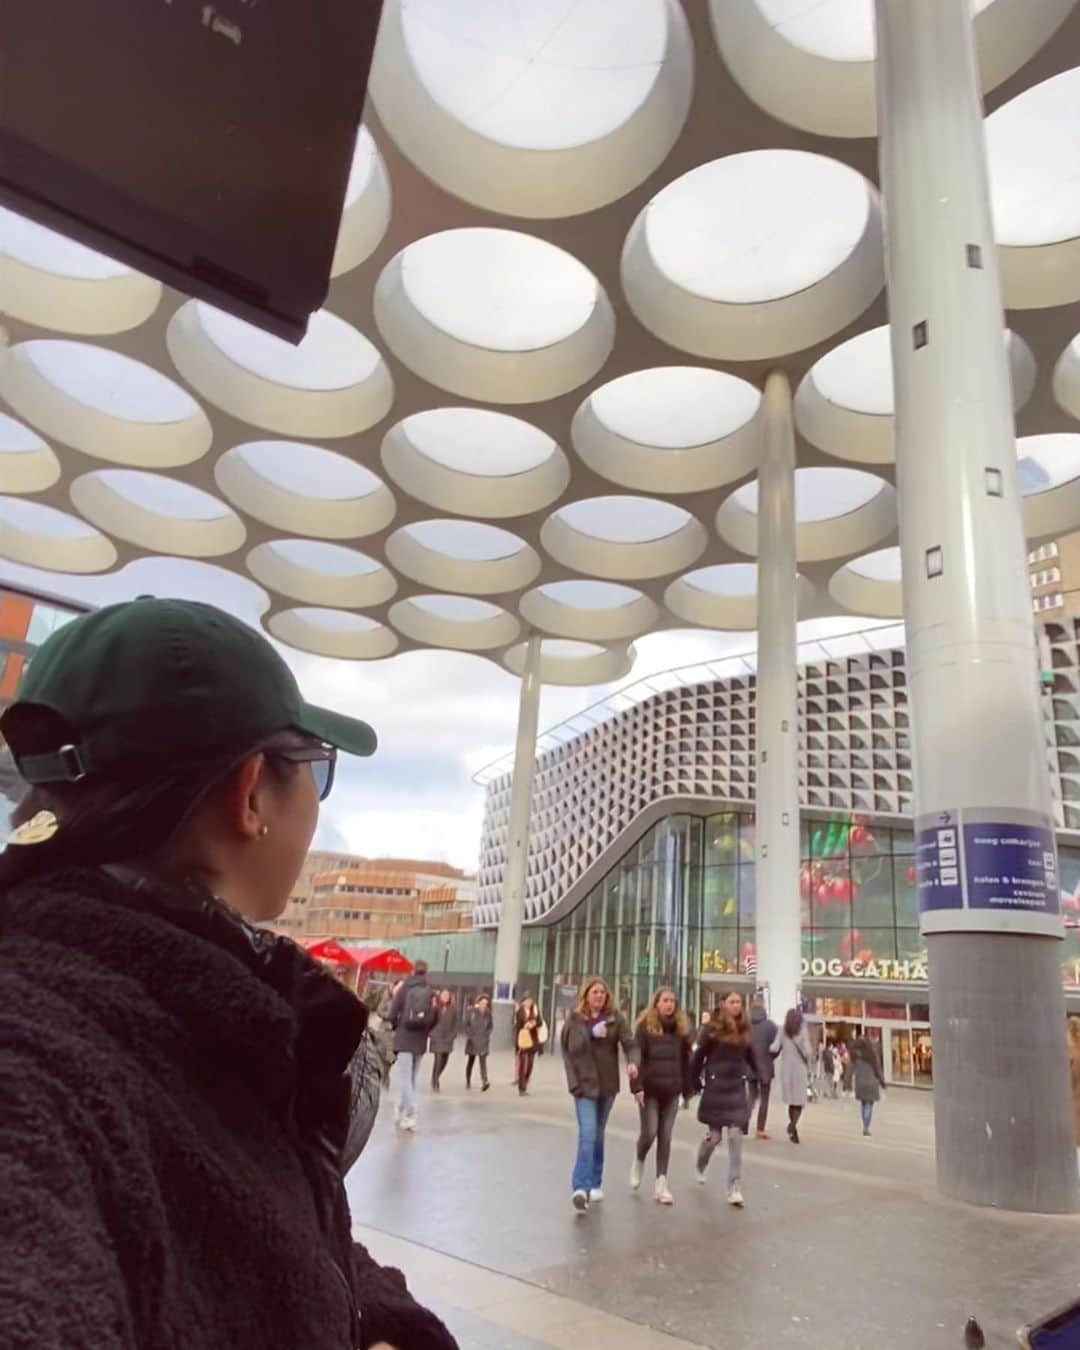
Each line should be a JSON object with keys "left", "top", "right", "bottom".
{"left": 346, "top": 1052, "right": 1080, "bottom": 1349}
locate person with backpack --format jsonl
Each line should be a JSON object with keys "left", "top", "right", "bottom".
{"left": 388, "top": 959, "right": 438, "bottom": 1132}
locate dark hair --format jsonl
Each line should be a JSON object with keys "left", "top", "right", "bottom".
{"left": 0, "top": 720, "right": 306, "bottom": 889}
{"left": 784, "top": 1008, "right": 804, "bottom": 1038}
{"left": 706, "top": 990, "right": 749, "bottom": 1046}
{"left": 413, "top": 960, "right": 429, "bottom": 975}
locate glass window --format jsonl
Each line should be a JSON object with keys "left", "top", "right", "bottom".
{"left": 849, "top": 927, "right": 899, "bottom": 965}
{"left": 806, "top": 814, "right": 850, "bottom": 861}
{"left": 807, "top": 857, "right": 853, "bottom": 927}
{"left": 896, "top": 928, "right": 926, "bottom": 967}
{"left": 909, "top": 1003, "right": 930, "bottom": 1023}
{"left": 700, "top": 866, "right": 739, "bottom": 927}
{"left": 851, "top": 853, "right": 895, "bottom": 928}
{"left": 849, "top": 817, "right": 889, "bottom": 857}
{"left": 892, "top": 828, "right": 915, "bottom": 855}
{"left": 803, "top": 926, "right": 852, "bottom": 966}
{"left": 892, "top": 856, "right": 920, "bottom": 926}
{"left": 699, "top": 928, "right": 738, "bottom": 977}
{"left": 738, "top": 862, "right": 756, "bottom": 926}
{"left": 737, "top": 928, "right": 756, "bottom": 978}
{"left": 704, "top": 813, "right": 739, "bottom": 865}
{"left": 739, "top": 814, "right": 757, "bottom": 861}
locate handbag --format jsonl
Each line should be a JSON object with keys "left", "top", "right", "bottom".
{"left": 537, "top": 1022, "right": 549, "bottom": 1046}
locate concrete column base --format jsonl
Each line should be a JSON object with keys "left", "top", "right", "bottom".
{"left": 492, "top": 999, "right": 517, "bottom": 1055}
{"left": 929, "top": 932, "right": 1079, "bottom": 1213}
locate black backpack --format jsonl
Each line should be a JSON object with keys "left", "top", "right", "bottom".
{"left": 404, "top": 983, "right": 437, "bottom": 1031}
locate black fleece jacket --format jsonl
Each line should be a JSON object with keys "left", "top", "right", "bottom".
{"left": 0, "top": 865, "right": 458, "bottom": 1350}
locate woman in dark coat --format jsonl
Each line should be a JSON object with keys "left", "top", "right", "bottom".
{"left": 464, "top": 994, "right": 493, "bottom": 1090}
{"left": 689, "top": 991, "right": 757, "bottom": 1208}
{"left": 429, "top": 989, "right": 459, "bottom": 1091}
{"left": 562, "top": 976, "right": 640, "bottom": 1212}
{"left": 852, "top": 1034, "right": 887, "bottom": 1136}
{"left": 631, "top": 986, "right": 692, "bottom": 1205}
{"left": 0, "top": 597, "right": 456, "bottom": 1350}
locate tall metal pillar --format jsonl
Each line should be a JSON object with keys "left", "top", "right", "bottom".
{"left": 876, "top": 0, "right": 1078, "bottom": 1212}
{"left": 755, "top": 371, "right": 802, "bottom": 1022}
{"left": 492, "top": 633, "right": 543, "bottom": 1049}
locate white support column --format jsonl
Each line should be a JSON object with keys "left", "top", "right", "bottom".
{"left": 492, "top": 633, "right": 542, "bottom": 1049}
{"left": 876, "top": 0, "right": 1078, "bottom": 1212}
{"left": 755, "top": 371, "right": 802, "bottom": 1022}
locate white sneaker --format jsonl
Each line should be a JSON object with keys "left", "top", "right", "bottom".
{"left": 401, "top": 1113, "right": 417, "bottom": 1133}
{"left": 393, "top": 1103, "right": 402, "bottom": 1126}
{"left": 588, "top": 1188, "right": 604, "bottom": 1203}
{"left": 696, "top": 1167, "right": 707, "bottom": 1185}
{"left": 630, "top": 1159, "right": 643, "bottom": 1191}
{"left": 572, "top": 1190, "right": 589, "bottom": 1213}
{"left": 728, "top": 1185, "right": 744, "bottom": 1208}
{"left": 655, "top": 1177, "right": 674, "bottom": 1205}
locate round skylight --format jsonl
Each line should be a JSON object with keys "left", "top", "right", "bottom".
{"left": 987, "top": 66, "right": 1080, "bottom": 247}
{"left": 269, "top": 607, "right": 398, "bottom": 661}
{"left": 1016, "top": 435, "right": 1080, "bottom": 494}
{"left": 387, "top": 521, "right": 540, "bottom": 594}
{"left": 519, "top": 580, "right": 658, "bottom": 642}
{"left": 557, "top": 496, "right": 694, "bottom": 544}
{"left": 389, "top": 595, "right": 520, "bottom": 651}
{"left": 684, "top": 564, "right": 758, "bottom": 596}
{"left": 642, "top": 151, "right": 871, "bottom": 305}
{"left": 0, "top": 496, "right": 117, "bottom": 573}
{"left": 848, "top": 546, "right": 902, "bottom": 582}
{"left": 733, "top": 467, "right": 885, "bottom": 522}
{"left": 247, "top": 540, "right": 395, "bottom": 610}
{"left": 23, "top": 341, "right": 198, "bottom": 423}
{"left": 589, "top": 367, "right": 761, "bottom": 448}
{"left": 196, "top": 305, "right": 382, "bottom": 392}
{"left": 400, "top": 229, "right": 599, "bottom": 352}
{"left": 331, "top": 126, "right": 392, "bottom": 278}
{"left": 809, "top": 326, "right": 894, "bottom": 416}
{"left": 412, "top": 595, "right": 505, "bottom": 622}
{"left": 0, "top": 414, "right": 60, "bottom": 495}
{"left": 533, "top": 580, "right": 645, "bottom": 610}
{"left": 227, "top": 441, "right": 384, "bottom": 499}
{"left": 402, "top": 520, "right": 527, "bottom": 562}
{"left": 263, "top": 539, "right": 383, "bottom": 576}
{"left": 0, "top": 495, "right": 99, "bottom": 538}
{"left": 370, "top": 0, "right": 693, "bottom": 216}
{"left": 214, "top": 443, "right": 395, "bottom": 539}
{"left": 85, "top": 470, "right": 229, "bottom": 520}
{"left": 401, "top": 408, "right": 557, "bottom": 477}
{"left": 1, "top": 207, "right": 129, "bottom": 279}
{"left": 70, "top": 470, "right": 246, "bottom": 558}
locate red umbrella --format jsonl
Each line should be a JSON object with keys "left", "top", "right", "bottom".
{"left": 346, "top": 946, "right": 414, "bottom": 975}
{"left": 304, "top": 938, "right": 360, "bottom": 967}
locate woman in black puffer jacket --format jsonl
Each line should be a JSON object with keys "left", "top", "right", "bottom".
{"left": 689, "top": 991, "right": 757, "bottom": 1210}
{"left": 630, "top": 987, "right": 692, "bottom": 1206}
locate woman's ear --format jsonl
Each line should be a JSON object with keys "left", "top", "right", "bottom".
{"left": 225, "top": 754, "right": 265, "bottom": 840}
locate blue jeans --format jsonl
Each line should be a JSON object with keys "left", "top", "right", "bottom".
{"left": 395, "top": 1052, "right": 419, "bottom": 1116}
{"left": 572, "top": 1095, "right": 615, "bottom": 1193}
{"left": 860, "top": 1100, "right": 874, "bottom": 1131}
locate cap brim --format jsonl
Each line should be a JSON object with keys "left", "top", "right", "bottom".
{"left": 296, "top": 702, "right": 377, "bottom": 757}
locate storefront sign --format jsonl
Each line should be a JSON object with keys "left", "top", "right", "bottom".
{"left": 800, "top": 956, "right": 928, "bottom": 982}
{"left": 918, "top": 807, "right": 1063, "bottom": 937}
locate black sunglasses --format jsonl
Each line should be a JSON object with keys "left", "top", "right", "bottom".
{"left": 268, "top": 742, "right": 337, "bottom": 801}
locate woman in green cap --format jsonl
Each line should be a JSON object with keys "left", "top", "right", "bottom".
{"left": 0, "top": 597, "right": 457, "bottom": 1350}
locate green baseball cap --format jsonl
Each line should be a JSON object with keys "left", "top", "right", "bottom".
{"left": 0, "top": 597, "right": 376, "bottom": 784}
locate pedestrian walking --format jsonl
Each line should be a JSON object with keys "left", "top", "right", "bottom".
{"left": 822, "top": 1040, "right": 837, "bottom": 1098}
{"left": 388, "top": 959, "right": 438, "bottom": 1131}
{"left": 515, "top": 994, "right": 545, "bottom": 1096}
{"left": 746, "top": 993, "right": 779, "bottom": 1139}
{"left": 690, "top": 992, "right": 757, "bottom": 1207}
{"left": 772, "top": 1007, "right": 813, "bottom": 1144}
{"left": 429, "top": 988, "right": 459, "bottom": 1091}
{"left": 562, "top": 976, "right": 640, "bottom": 1213}
{"left": 630, "top": 986, "right": 692, "bottom": 1205}
{"left": 852, "top": 1034, "right": 886, "bottom": 1136}
{"left": 464, "top": 994, "right": 493, "bottom": 1090}
{"left": 841, "top": 1041, "right": 855, "bottom": 1097}
{"left": 0, "top": 597, "right": 456, "bottom": 1349}
{"left": 1068, "top": 1016, "right": 1080, "bottom": 1172}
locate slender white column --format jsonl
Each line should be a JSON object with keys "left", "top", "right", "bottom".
{"left": 492, "top": 633, "right": 542, "bottom": 1048}
{"left": 876, "top": 0, "right": 1077, "bottom": 1212}
{"left": 755, "top": 372, "right": 801, "bottom": 1021}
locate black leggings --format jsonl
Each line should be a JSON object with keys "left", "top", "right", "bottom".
{"left": 636, "top": 1093, "right": 680, "bottom": 1177}
{"left": 788, "top": 1105, "right": 804, "bottom": 1132}
{"left": 431, "top": 1052, "right": 450, "bottom": 1087}
{"left": 516, "top": 1049, "right": 537, "bottom": 1093}
{"left": 465, "top": 1053, "right": 489, "bottom": 1087}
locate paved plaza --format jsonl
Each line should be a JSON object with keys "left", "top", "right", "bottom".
{"left": 347, "top": 1052, "right": 1080, "bottom": 1350}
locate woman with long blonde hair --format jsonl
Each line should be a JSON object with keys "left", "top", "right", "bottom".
{"left": 630, "top": 987, "right": 692, "bottom": 1205}
{"left": 561, "top": 976, "right": 640, "bottom": 1212}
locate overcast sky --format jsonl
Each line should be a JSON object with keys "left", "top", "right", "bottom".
{"left": 0, "top": 555, "right": 897, "bottom": 870}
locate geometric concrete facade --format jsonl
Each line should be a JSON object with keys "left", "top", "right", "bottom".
{"left": 476, "top": 633, "right": 1079, "bottom": 925}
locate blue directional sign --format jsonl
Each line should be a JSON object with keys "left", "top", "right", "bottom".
{"left": 963, "top": 820, "right": 1060, "bottom": 917}
{"left": 917, "top": 810, "right": 964, "bottom": 914}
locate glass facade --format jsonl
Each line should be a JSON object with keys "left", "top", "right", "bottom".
{"left": 406, "top": 809, "right": 1080, "bottom": 1029}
